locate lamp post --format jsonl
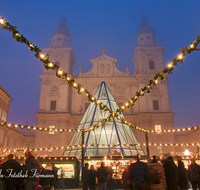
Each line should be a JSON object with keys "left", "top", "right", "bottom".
{"left": 81, "top": 131, "right": 85, "bottom": 182}
{"left": 145, "top": 132, "right": 150, "bottom": 160}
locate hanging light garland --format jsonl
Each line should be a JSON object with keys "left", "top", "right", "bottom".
{"left": 1, "top": 142, "right": 200, "bottom": 155}
{"left": 0, "top": 16, "right": 112, "bottom": 114}
{"left": 0, "top": 122, "right": 95, "bottom": 133}
{"left": 116, "top": 39, "right": 200, "bottom": 113}
{"left": 1, "top": 16, "right": 200, "bottom": 134}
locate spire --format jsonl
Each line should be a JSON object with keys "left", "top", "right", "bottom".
{"left": 137, "top": 14, "right": 156, "bottom": 36}
{"left": 102, "top": 47, "right": 106, "bottom": 55}
{"left": 52, "top": 15, "right": 71, "bottom": 37}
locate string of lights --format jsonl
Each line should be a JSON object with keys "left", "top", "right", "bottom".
{"left": 1, "top": 142, "right": 200, "bottom": 155}
{"left": 0, "top": 122, "right": 90, "bottom": 132}
{"left": 1, "top": 16, "right": 200, "bottom": 134}
{"left": 1, "top": 120, "right": 200, "bottom": 134}
{"left": 0, "top": 16, "right": 112, "bottom": 114}
{"left": 116, "top": 38, "right": 200, "bottom": 113}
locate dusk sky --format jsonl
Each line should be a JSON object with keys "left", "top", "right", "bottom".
{"left": 0, "top": 1, "right": 200, "bottom": 129}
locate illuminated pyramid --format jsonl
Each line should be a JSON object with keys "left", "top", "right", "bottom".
{"left": 63, "top": 81, "right": 145, "bottom": 158}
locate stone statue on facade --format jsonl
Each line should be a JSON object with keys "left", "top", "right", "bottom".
{"left": 79, "top": 66, "right": 83, "bottom": 76}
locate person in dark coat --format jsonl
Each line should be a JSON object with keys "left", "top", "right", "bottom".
{"left": 82, "top": 163, "right": 91, "bottom": 190}
{"left": 107, "top": 166, "right": 114, "bottom": 190}
{"left": 163, "top": 156, "right": 178, "bottom": 190}
{"left": 97, "top": 162, "right": 108, "bottom": 190}
{"left": 0, "top": 160, "right": 6, "bottom": 190}
{"left": 148, "top": 155, "right": 166, "bottom": 190}
{"left": 24, "top": 151, "right": 40, "bottom": 190}
{"left": 177, "top": 157, "right": 188, "bottom": 190}
{"left": 122, "top": 168, "right": 129, "bottom": 190}
{"left": 188, "top": 158, "right": 200, "bottom": 190}
{"left": 39, "top": 164, "right": 53, "bottom": 190}
{"left": 89, "top": 165, "right": 96, "bottom": 190}
{"left": 51, "top": 162, "right": 58, "bottom": 189}
{"left": 129, "top": 154, "right": 149, "bottom": 190}
{"left": 1, "top": 154, "right": 22, "bottom": 190}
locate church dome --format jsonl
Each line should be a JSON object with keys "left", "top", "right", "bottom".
{"left": 52, "top": 16, "right": 71, "bottom": 37}
{"left": 137, "top": 14, "right": 156, "bottom": 36}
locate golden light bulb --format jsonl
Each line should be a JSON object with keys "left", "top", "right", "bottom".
{"left": 178, "top": 54, "right": 183, "bottom": 59}
{"left": 168, "top": 63, "right": 173, "bottom": 68}
{"left": 121, "top": 106, "right": 125, "bottom": 110}
{"left": 58, "top": 70, "right": 63, "bottom": 75}
{"left": 40, "top": 53, "right": 45, "bottom": 59}
{"left": 190, "top": 44, "right": 194, "bottom": 48}
{"left": 81, "top": 88, "right": 84, "bottom": 92}
{"left": 48, "top": 62, "right": 53, "bottom": 67}
{"left": 73, "top": 83, "right": 77, "bottom": 87}
{"left": 155, "top": 80, "right": 158, "bottom": 84}
{"left": 0, "top": 18, "right": 5, "bottom": 24}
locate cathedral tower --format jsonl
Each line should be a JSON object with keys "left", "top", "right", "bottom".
{"left": 132, "top": 14, "right": 175, "bottom": 155}
{"left": 35, "top": 16, "right": 75, "bottom": 156}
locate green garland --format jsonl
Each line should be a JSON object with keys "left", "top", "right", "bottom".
{"left": 1, "top": 16, "right": 200, "bottom": 133}
{"left": 1, "top": 142, "right": 200, "bottom": 155}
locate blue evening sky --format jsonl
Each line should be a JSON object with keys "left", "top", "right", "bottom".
{"left": 0, "top": 0, "right": 200, "bottom": 129}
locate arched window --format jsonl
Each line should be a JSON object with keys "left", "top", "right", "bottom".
{"left": 55, "top": 61, "right": 60, "bottom": 67}
{"left": 149, "top": 60, "right": 155, "bottom": 69}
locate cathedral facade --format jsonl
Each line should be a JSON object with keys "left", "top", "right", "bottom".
{"left": 34, "top": 15, "right": 176, "bottom": 157}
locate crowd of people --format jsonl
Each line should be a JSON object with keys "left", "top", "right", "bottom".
{"left": 126, "top": 155, "right": 200, "bottom": 190}
{"left": 0, "top": 152, "right": 58, "bottom": 190}
{"left": 0, "top": 152, "right": 200, "bottom": 190}
{"left": 82, "top": 155, "right": 200, "bottom": 190}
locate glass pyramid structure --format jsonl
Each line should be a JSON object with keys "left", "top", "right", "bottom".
{"left": 63, "top": 81, "right": 145, "bottom": 158}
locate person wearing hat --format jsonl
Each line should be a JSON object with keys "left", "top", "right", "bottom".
{"left": 24, "top": 151, "right": 40, "bottom": 190}
{"left": 163, "top": 156, "right": 178, "bottom": 190}
{"left": 82, "top": 163, "right": 91, "bottom": 190}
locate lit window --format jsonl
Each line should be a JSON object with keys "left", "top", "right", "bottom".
{"left": 2, "top": 111, "right": 7, "bottom": 122}
{"left": 49, "top": 125, "right": 55, "bottom": 135}
{"left": 153, "top": 100, "right": 159, "bottom": 110}
{"left": 50, "top": 101, "right": 56, "bottom": 110}
{"left": 155, "top": 125, "right": 161, "bottom": 133}
{"left": 149, "top": 60, "right": 155, "bottom": 69}
{"left": 157, "top": 146, "right": 162, "bottom": 154}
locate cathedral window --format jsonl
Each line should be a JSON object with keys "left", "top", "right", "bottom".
{"left": 155, "top": 125, "right": 161, "bottom": 133}
{"left": 157, "top": 146, "right": 162, "bottom": 154}
{"left": 65, "top": 39, "right": 68, "bottom": 42}
{"left": 140, "top": 38, "right": 143, "bottom": 41}
{"left": 58, "top": 38, "right": 62, "bottom": 41}
{"left": 153, "top": 100, "right": 159, "bottom": 110}
{"left": 149, "top": 60, "right": 155, "bottom": 69}
{"left": 55, "top": 61, "right": 60, "bottom": 67}
{"left": 49, "top": 125, "right": 55, "bottom": 135}
{"left": 146, "top": 37, "right": 151, "bottom": 39}
{"left": 2, "top": 111, "right": 7, "bottom": 122}
{"left": 50, "top": 101, "right": 56, "bottom": 110}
